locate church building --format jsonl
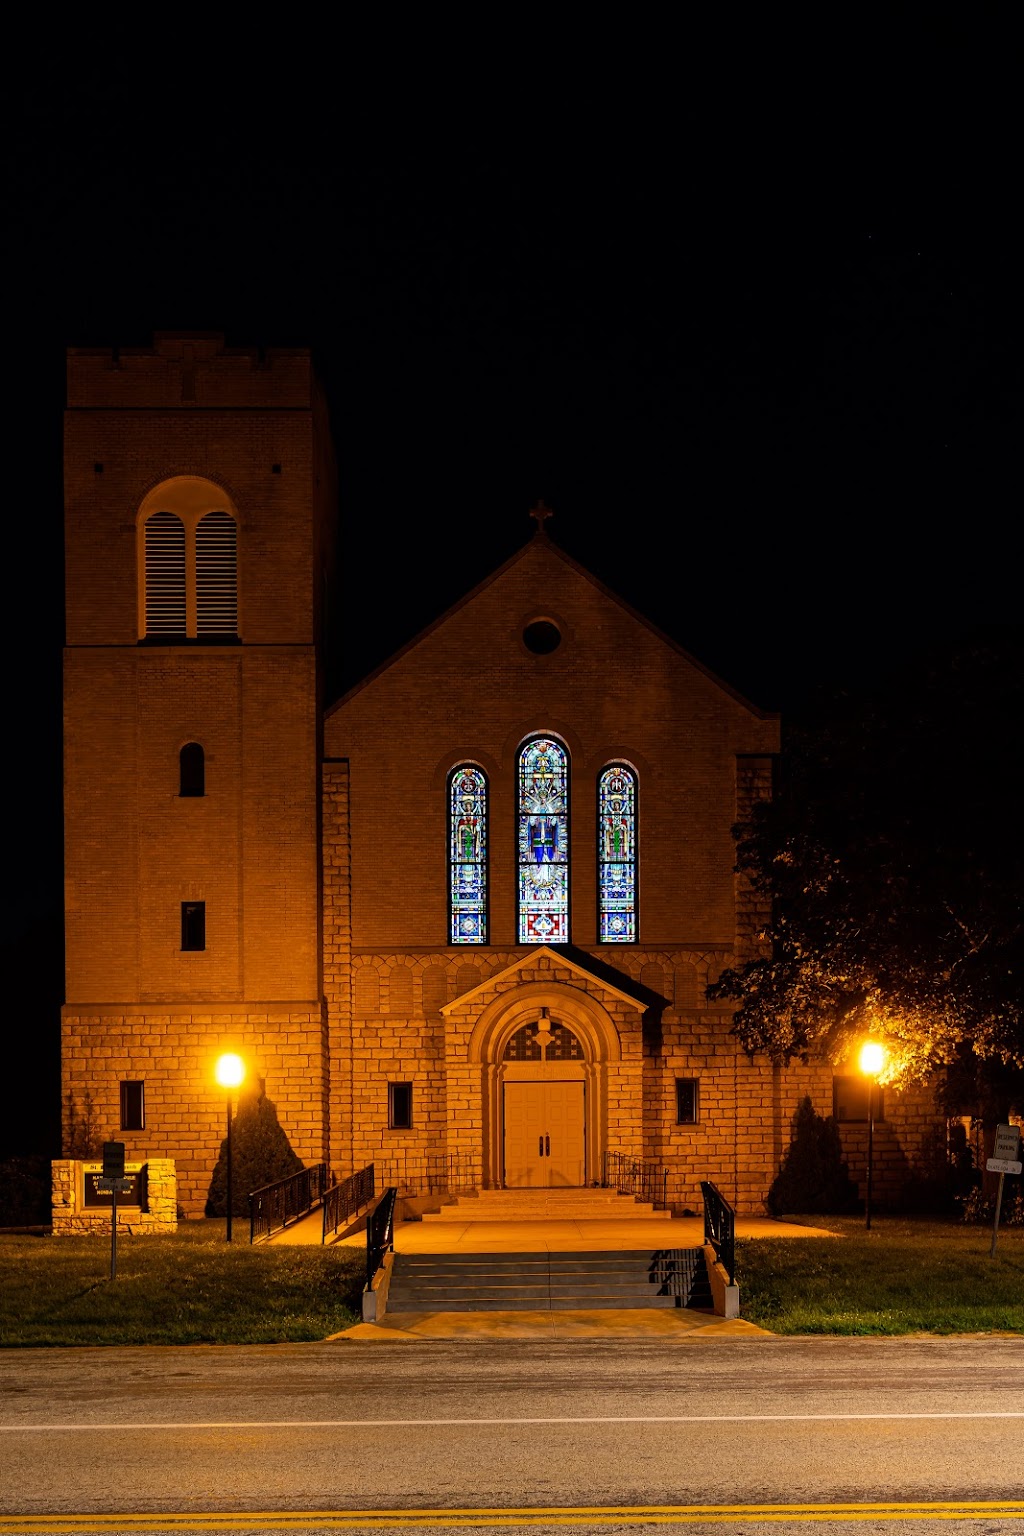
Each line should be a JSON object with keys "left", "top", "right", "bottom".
{"left": 61, "top": 334, "right": 943, "bottom": 1219}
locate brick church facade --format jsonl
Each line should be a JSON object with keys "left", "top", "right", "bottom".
{"left": 61, "top": 334, "right": 945, "bottom": 1219}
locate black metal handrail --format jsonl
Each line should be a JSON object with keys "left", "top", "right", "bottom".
{"left": 322, "top": 1163, "right": 375, "bottom": 1242}
{"left": 365, "top": 1187, "right": 397, "bottom": 1291}
{"left": 374, "top": 1149, "right": 476, "bottom": 1196}
{"left": 700, "top": 1178, "right": 736, "bottom": 1286}
{"left": 248, "top": 1163, "right": 327, "bottom": 1244}
{"left": 603, "top": 1150, "right": 669, "bottom": 1208}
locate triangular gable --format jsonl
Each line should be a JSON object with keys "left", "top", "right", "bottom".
{"left": 326, "top": 529, "right": 778, "bottom": 720}
{"left": 439, "top": 943, "right": 659, "bottom": 1017}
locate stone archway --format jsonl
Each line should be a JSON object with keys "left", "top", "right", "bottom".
{"left": 468, "top": 983, "right": 622, "bottom": 1190}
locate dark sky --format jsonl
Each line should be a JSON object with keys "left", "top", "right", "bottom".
{"left": 4, "top": 27, "right": 1021, "bottom": 961}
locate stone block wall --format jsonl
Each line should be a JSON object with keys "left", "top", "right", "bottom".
{"left": 60, "top": 1008, "right": 327, "bottom": 1216}
{"left": 51, "top": 1158, "right": 177, "bottom": 1235}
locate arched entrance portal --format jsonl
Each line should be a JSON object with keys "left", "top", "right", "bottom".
{"left": 469, "top": 986, "right": 622, "bottom": 1190}
{"left": 503, "top": 1012, "right": 586, "bottom": 1186}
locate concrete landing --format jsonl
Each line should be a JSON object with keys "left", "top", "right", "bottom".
{"left": 330, "top": 1308, "right": 773, "bottom": 1340}
{"left": 275, "top": 1208, "right": 839, "bottom": 1251}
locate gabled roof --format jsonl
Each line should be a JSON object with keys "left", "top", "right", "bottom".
{"left": 439, "top": 942, "right": 667, "bottom": 1016}
{"left": 326, "top": 524, "right": 779, "bottom": 720}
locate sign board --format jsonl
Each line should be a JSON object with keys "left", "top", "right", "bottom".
{"left": 83, "top": 1163, "right": 148, "bottom": 1208}
{"left": 992, "top": 1124, "right": 1021, "bottom": 1160}
{"left": 986, "top": 1158, "right": 1023, "bottom": 1175}
{"left": 102, "top": 1141, "right": 126, "bottom": 1179}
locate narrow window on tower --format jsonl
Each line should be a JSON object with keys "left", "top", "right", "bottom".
{"left": 120, "top": 1080, "right": 145, "bottom": 1132}
{"left": 143, "top": 511, "right": 186, "bottom": 637}
{"left": 388, "top": 1082, "right": 413, "bottom": 1130}
{"left": 448, "top": 765, "right": 488, "bottom": 943}
{"left": 137, "top": 479, "right": 239, "bottom": 642}
{"left": 181, "top": 901, "right": 206, "bottom": 951}
{"left": 195, "top": 510, "right": 238, "bottom": 637}
{"left": 598, "top": 763, "right": 637, "bottom": 941}
{"left": 179, "top": 742, "right": 205, "bottom": 797}
{"left": 518, "top": 736, "right": 569, "bottom": 943}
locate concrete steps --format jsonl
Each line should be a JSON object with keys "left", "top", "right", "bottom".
{"left": 422, "top": 1188, "right": 661, "bottom": 1222}
{"left": 386, "top": 1248, "right": 714, "bottom": 1313}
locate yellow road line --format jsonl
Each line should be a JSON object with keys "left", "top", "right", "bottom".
{"left": 1, "top": 1503, "right": 1024, "bottom": 1530}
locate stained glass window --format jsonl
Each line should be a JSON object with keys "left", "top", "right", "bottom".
{"left": 598, "top": 763, "right": 637, "bottom": 941}
{"left": 449, "top": 765, "right": 488, "bottom": 944}
{"left": 518, "top": 736, "right": 569, "bottom": 943}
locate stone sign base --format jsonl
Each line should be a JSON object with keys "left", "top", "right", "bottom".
{"left": 51, "top": 1159, "right": 177, "bottom": 1235}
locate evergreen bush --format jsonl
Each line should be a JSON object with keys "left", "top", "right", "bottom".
{"left": 768, "top": 1095, "right": 860, "bottom": 1214}
{"left": 206, "top": 1082, "right": 305, "bottom": 1217}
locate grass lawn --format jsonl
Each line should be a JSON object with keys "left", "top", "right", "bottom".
{"left": 0, "top": 1222, "right": 365, "bottom": 1347}
{"left": 0, "top": 1214, "right": 1021, "bottom": 1345}
{"left": 737, "top": 1214, "right": 1024, "bottom": 1336}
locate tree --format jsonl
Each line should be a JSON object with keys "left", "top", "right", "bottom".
{"left": 206, "top": 1082, "right": 305, "bottom": 1218}
{"left": 767, "top": 1096, "right": 860, "bottom": 1215}
{"left": 710, "top": 627, "right": 1024, "bottom": 1098}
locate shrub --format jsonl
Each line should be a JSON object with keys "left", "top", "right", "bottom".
{"left": 205, "top": 1082, "right": 305, "bottom": 1217}
{"left": 956, "top": 1182, "right": 1024, "bottom": 1227}
{"left": 0, "top": 1157, "right": 52, "bottom": 1227}
{"left": 767, "top": 1096, "right": 861, "bottom": 1214}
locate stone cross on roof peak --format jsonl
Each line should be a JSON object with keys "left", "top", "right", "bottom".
{"left": 529, "top": 499, "right": 553, "bottom": 535}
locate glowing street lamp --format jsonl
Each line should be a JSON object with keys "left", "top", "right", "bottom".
{"left": 215, "top": 1053, "right": 246, "bottom": 1242}
{"left": 859, "top": 1041, "right": 885, "bottom": 1230}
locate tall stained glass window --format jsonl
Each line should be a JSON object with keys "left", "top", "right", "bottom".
{"left": 598, "top": 763, "right": 637, "bottom": 941}
{"left": 449, "top": 765, "right": 488, "bottom": 943}
{"left": 518, "top": 736, "right": 569, "bottom": 943}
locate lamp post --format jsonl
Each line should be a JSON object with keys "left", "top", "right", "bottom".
{"left": 858, "top": 1041, "right": 885, "bottom": 1230}
{"left": 215, "top": 1053, "right": 246, "bottom": 1241}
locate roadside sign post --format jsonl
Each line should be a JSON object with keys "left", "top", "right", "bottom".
{"left": 986, "top": 1124, "right": 1022, "bottom": 1259}
{"left": 97, "top": 1141, "right": 132, "bottom": 1280}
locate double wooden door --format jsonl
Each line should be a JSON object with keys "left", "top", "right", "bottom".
{"left": 503, "top": 1080, "right": 585, "bottom": 1187}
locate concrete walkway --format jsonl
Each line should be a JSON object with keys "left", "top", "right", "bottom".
{"left": 268, "top": 1200, "right": 838, "bottom": 1342}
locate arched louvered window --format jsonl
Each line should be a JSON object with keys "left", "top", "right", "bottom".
{"left": 179, "top": 742, "right": 205, "bottom": 797}
{"left": 195, "top": 510, "right": 238, "bottom": 636}
{"left": 144, "top": 512, "right": 186, "bottom": 636}
{"left": 518, "top": 736, "right": 569, "bottom": 943}
{"left": 138, "top": 478, "right": 239, "bottom": 642}
{"left": 598, "top": 763, "right": 637, "bottom": 942}
{"left": 448, "top": 765, "right": 488, "bottom": 944}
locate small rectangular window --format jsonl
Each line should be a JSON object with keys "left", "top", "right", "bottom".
{"left": 181, "top": 901, "right": 206, "bottom": 951}
{"left": 675, "top": 1078, "right": 699, "bottom": 1124}
{"left": 388, "top": 1082, "right": 413, "bottom": 1130}
{"left": 120, "top": 1081, "right": 145, "bottom": 1132}
{"left": 833, "top": 1076, "right": 884, "bottom": 1123}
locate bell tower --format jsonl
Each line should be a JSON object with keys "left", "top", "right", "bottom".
{"left": 62, "top": 334, "right": 338, "bottom": 1213}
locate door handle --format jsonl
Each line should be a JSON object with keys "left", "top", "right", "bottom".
{"left": 539, "top": 1136, "right": 544, "bottom": 1156}
{"left": 545, "top": 1135, "right": 550, "bottom": 1156}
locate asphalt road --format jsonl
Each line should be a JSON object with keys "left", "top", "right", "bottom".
{"left": 0, "top": 1337, "right": 1022, "bottom": 1533}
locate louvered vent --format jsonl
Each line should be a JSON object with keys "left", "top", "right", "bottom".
{"left": 144, "top": 512, "right": 186, "bottom": 635}
{"left": 195, "top": 510, "right": 238, "bottom": 635}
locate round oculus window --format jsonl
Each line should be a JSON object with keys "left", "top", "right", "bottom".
{"left": 523, "top": 620, "right": 562, "bottom": 655}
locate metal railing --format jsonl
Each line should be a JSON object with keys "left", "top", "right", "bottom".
{"left": 365, "top": 1187, "right": 398, "bottom": 1291}
{"left": 249, "top": 1163, "right": 328, "bottom": 1244}
{"left": 374, "top": 1149, "right": 477, "bottom": 1197}
{"left": 322, "top": 1164, "right": 375, "bottom": 1242}
{"left": 700, "top": 1178, "right": 736, "bottom": 1285}
{"left": 603, "top": 1151, "right": 669, "bottom": 1208}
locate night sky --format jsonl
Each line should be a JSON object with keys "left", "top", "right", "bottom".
{"left": 4, "top": 28, "right": 1020, "bottom": 1151}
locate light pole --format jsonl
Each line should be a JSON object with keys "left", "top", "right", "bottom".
{"left": 215, "top": 1053, "right": 246, "bottom": 1241}
{"left": 858, "top": 1041, "right": 885, "bottom": 1230}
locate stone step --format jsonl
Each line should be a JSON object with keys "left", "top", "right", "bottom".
{"left": 422, "top": 1193, "right": 662, "bottom": 1222}
{"left": 385, "top": 1247, "right": 714, "bottom": 1314}
{"left": 385, "top": 1294, "right": 685, "bottom": 1313}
